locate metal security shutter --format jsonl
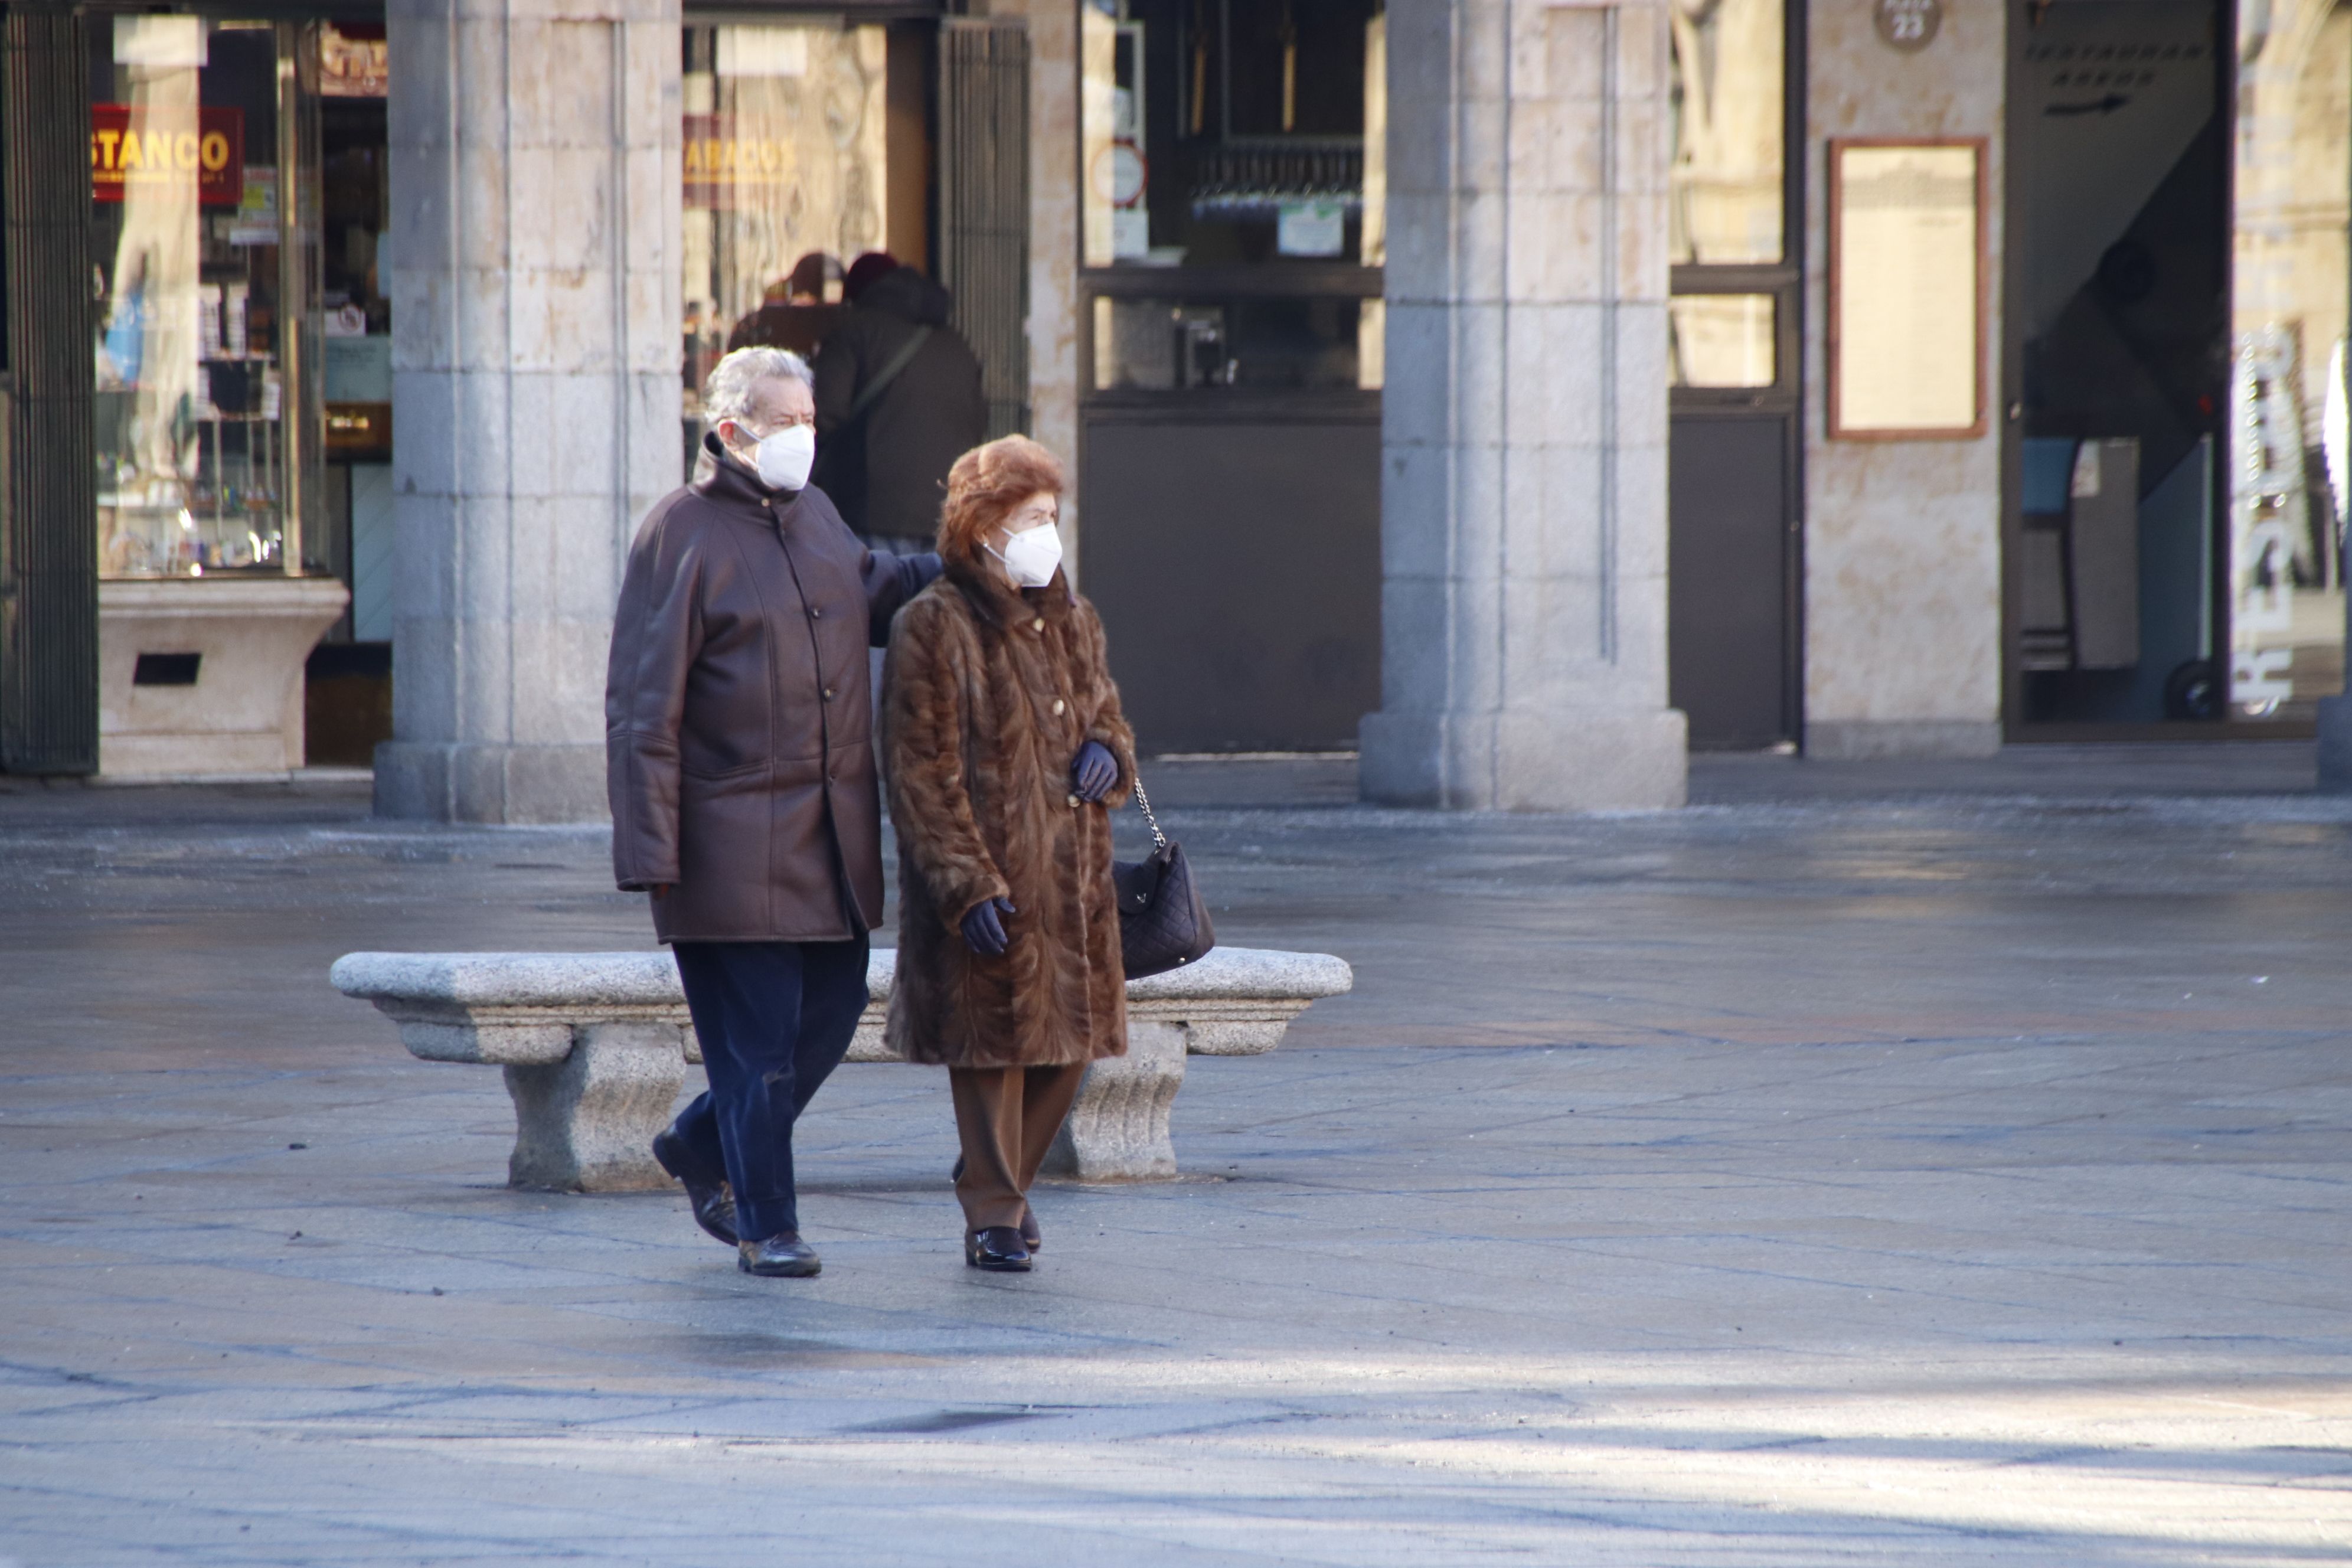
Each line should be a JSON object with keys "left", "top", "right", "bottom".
{"left": 1, "top": 9, "right": 98, "bottom": 775}
{"left": 936, "top": 19, "right": 1029, "bottom": 441}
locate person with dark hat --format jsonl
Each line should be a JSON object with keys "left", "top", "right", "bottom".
{"left": 812, "top": 251, "right": 988, "bottom": 556}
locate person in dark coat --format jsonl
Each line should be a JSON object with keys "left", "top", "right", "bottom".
{"left": 881, "top": 436, "right": 1138, "bottom": 1273}
{"left": 606, "top": 345, "right": 941, "bottom": 1279}
{"left": 813, "top": 253, "right": 988, "bottom": 556}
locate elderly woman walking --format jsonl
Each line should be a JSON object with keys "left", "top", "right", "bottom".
{"left": 881, "top": 435, "right": 1137, "bottom": 1272}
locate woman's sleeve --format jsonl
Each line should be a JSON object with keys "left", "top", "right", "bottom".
{"left": 1077, "top": 600, "right": 1138, "bottom": 808}
{"left": 882, "top": 598, "right": 1012, "bottom": 927}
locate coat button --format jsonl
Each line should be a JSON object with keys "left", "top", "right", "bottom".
{"left": 809, "top": 607, "right": 822, "bottom": 620}
{"left": 1051, "top": 698, "right": 1066, "bottom": 716}
{"left": 1032, "top": 617, "right": 1046, "bottom": 632}
{"left": 822, "top": 688, "right": 834, "bottom": 701}
{"left": 1067, "top": 793, "right": 1080, "bottom": 808}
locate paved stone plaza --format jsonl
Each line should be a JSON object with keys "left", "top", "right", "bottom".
{"left": 2, "top": 749, "right": 2348, "bottom": 1564}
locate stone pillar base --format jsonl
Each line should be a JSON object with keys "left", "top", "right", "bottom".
{"left": 375, "top": 740, "right": 607, "bottom": 825}
{"left": 1043, "top": 1021, "right": 1187, "bottom": 1181}
{"left": 1360, "top": 707, "right": 1687, "bottom": 811}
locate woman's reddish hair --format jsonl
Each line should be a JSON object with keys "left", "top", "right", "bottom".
{"left": 937, "top": 435, "right": 1065, "bottom": 569}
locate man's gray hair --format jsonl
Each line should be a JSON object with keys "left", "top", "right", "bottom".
{"left": 703, "top": 346, "right": 814, "bottom": 427}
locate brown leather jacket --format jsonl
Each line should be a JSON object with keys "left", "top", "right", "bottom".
{"left": 606, "top": 435, "right": 940, "bottom": 943}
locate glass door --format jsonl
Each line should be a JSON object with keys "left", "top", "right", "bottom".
{"left": 2227, "top": 0, "right": 2352, "bottom": 721}
{"left": 1667, "top": 0, "right": 1803, "bottom": 750}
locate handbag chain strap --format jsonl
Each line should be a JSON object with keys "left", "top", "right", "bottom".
{"left": 1131, "top": 770, "right": 1170, "bottom": 851}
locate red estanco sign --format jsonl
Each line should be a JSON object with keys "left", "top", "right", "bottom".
{"left": 91, "top": 105, "right": 244, "bottom": 206}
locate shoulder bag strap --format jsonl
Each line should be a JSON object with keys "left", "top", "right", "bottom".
{"left": 845, "top": 324, "right": 934, "bottom": 424}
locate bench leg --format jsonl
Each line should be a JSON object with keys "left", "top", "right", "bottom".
{"left": 502, "top": 1023, "right": 688, "bottom": 1191}
{"left": 1043, "top": 1020, "right": 1185, "bottom": 1181}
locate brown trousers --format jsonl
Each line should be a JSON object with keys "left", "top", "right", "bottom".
{"left": 949, "top": 1063, "right": 1088, "bottom": 1231}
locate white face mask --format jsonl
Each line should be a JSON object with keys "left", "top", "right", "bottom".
{"left": 990, "top": 522, "right": 1064, "bottom": 589}
{"left": 740, "top": 422, "right": 815, "bottom": 492}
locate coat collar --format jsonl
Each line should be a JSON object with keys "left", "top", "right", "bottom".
{"left": 943, "top": 551, "right": 1075, "bottom": 631}
{"left": 692, "top": 431, "right": 805, "bottom": 524}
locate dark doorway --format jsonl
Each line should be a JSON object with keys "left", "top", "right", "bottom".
{"left": 1671, "top": 410, "right": 1797, "bottom": 749}
{"left": 2004, "top": 0, "right": 2230, "bottom": 731}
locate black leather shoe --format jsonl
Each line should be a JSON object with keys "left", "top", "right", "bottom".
{"left": 965, "top": 1226, "right": 1032, "bottom": 1272}
{"left": 739, "top": 1233, "right": 821, "bottom": 1278}
{"left": 653, "top": 1128, "right": 737, "bottom": 1247}
{"left": 950, "top": 1158, "right": 1038, "bottom": 1252}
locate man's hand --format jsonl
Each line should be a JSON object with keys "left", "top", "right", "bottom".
{"left": 961, "top": 896, "right": 1016, "bottom": 956}
{"left": 1072, "top": 741, "right": 1117, "bottom": 803}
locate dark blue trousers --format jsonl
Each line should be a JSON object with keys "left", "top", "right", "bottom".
{"left": 669, "top": 937, "right": 871, "bottom": 1242}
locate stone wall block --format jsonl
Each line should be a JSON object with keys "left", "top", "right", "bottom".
{"left": 1540, "top": 5, "right": 1609, "bottom": 102}
{"left": 1453, "top": 191, "right": 1514, "bottom": 302}
{"left": 1505, "top": 192, "right": 1600, "bottom": 303}
{"left": 1382, "top": 194, "right": 1462, "bottom": 299}
{"left": 1458, "top": 4, "right": 1510, "bottom": 104}
{"left": 450, "top": 368, "right": 515, "bottom": 492}
{"left": 386, "top": 14, "right": 455, "bottom": 135}
{"left": 1380, "top": 443, "right": 1456, "bottom": 580}
{"left": 1527, "top": 444, "right": 1604, "bottom": 579}
{"left": 1504, "top": 305, "right": 1603, "bottom": 447}
{"left": 1377, "top": 578, "right": 1457, "bottom": 714}
{"left": 453, "top": 265, "right": 514, "bottom": 374}
{"left": 1611, "top": 97, "right": 1667, "bottom": 198}
{"left": 503, "top": 1023, "right": 685, "bottom": 1190}
{"left": 548, "top": 373, "right": 625, "bottom": 498}
{"left": 391, "top": 371, "right": 459, "bottom": 498}
{"left": 1387, "top": 0, "right": 1460, "bottom": 107}
{"left": 1386, "top": 97, "right": 1453, "bottom": 200}
{"left": 1615, "top": 192, "right": 1670, "bottom": 301}
{"left": 1449, "top": 433, "right": 1508, "bottom": 582}
{"left": 506, "top": 21, "right": 616, "bottom": 149}
{"left": 1611, "top": 305, "right": 1670, "bottom": 447}
{"left": 1378, "top": 301, "right": 1457, "bottom": 442}
{"left": 1611, "top": 2, "right": 1668, "bottom": 103}
{"left": 1533, "top": 98, "right": 1606, "bottom": 195}
{"left": 1612, "top": 440, "right": 1668, "bottom": 581}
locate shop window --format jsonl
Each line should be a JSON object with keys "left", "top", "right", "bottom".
{"left": 1668, "top": 0, "right": 1785, "bottom": 266}
{"left": 91, "top": 15, "right": 322, "bottom": 579}
{"left": 1092, "top": 295, "right": 1367, "bottom": 391}
{"left": 1079, "top": 0, "right": 1386, "bottom": 271}
{"left": 2227, "top": 0, "right": 2352, "bottom": 720}
{"left": 1670, "top": 294, "right": 1776, "bottom": 389}
{"left": 680, "top": 22, "right": 894, "bottom": 433}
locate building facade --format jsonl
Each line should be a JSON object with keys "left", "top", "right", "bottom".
{"left": 1, "top": 0, "right": 2346, "bottom": 813}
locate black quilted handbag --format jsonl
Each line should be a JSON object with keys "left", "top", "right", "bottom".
{"left": 1113, "top": 773, "right": 1215, "bottom": 979}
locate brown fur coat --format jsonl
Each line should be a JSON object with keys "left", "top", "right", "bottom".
{"left": 881, "top": 558, "right": 1137, "bottom": 1068}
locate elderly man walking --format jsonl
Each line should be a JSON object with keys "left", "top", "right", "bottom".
{"left": 606, "top": 346, "right": 940, "bottom": 1278}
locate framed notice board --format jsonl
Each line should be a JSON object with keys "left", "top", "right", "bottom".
{"left": 1828, "top": 138, "right": 1987, "bottom": 439}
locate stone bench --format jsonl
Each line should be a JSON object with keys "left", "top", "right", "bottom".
{"left": 328, "top": 946, "right": 1352, "bottom": 1191}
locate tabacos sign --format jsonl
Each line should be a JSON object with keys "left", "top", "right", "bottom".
{"left": 92, "top": 104, "right": 243, "bottom": 206}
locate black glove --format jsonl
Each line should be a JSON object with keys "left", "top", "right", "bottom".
{"left": 1072, "top": 740, "right": 1118, "bottom": 803}
{"left": 961, "top": 896, "right": 1016, "bottom": 956}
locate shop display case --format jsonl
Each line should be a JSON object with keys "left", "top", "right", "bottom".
{"left": 90, "top": 15, "right": 347, "bottom": 776}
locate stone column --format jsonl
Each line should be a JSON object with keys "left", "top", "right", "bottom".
{"left": 1360, "top": 0, "right": 1685, "bottom": 811}
{"left": 376, "top": 0, "right": 681, "bottom": 824}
